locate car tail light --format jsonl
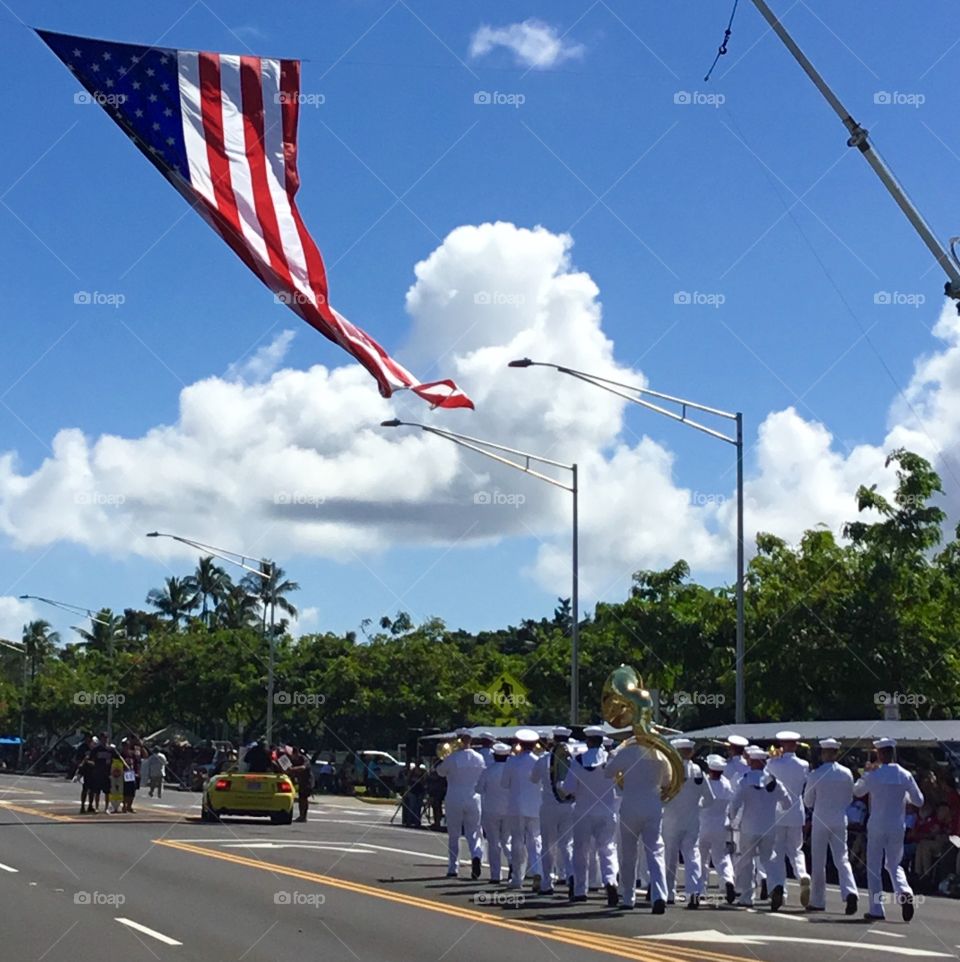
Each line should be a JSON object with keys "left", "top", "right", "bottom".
{"left": 214, "top": 778, "right": 230, "bottom": 791}
{"left": 277, "top": 780, "right": 293, "bottom": 793}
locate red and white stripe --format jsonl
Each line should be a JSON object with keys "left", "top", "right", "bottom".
{"left": 175, "top": 50, "right": 473, "bottom": 410}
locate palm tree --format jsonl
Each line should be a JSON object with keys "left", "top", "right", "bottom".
{"left": 214, "top": 584, "right": 261, "bottom": 630}
{"left": 73, "top": 608, "right": 125, "bottom": 654}
{"left": 146, "top": 576, "right": 200, "bottom": 628}
{"left": 241, "top": 560, "right": 299, "bottom": 636}
{"left": 22, "top": 620, "right": 59, "bottom": 680}
{"left": 187, "top": 556, "right": 233, "bottom": 627}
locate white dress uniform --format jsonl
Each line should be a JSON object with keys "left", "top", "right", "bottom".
{"left": 531, "top": 751, "right": 574, "bottom": 889}
{"left": 477, "top": 751, "right": 512, "bottom": 883}
{"left": 437, "top": 747, "right": 486, "bottom": 875}
{"left": 697, "top": 771, "right": 736, "bottom": 895}
{"left": 603, "top": 742, "right": 670, "bottom": 907}
{"left": 563, "top": 744, "right": 619, "bottom": 899}
{"left": 724, "top": 754, "right": 749, "bottom": 786}
{"left": 729, "top": 767, "right": 790, "bottom": 905}
{"left": 853, "top": 755, "right": 924, "bottom": 919}
{"left": 501, "top": 747, "right": 543, "bottom": 889}
{"left": 765, "top": 748, "right": 810, "bottom": 887}
{"left": 662, "top": 756, "right": 711, "bottom": 902}
{"left": 803, "top": 757, "right": 857, "bottom": 909}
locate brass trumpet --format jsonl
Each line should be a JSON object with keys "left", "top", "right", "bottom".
{"left": 601, "top": 664, "right": 685, "bottom": 802}
{"left": 435, "top": 740, "right": 459, "bottom": 761}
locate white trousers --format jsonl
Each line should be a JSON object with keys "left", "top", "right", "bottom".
{"left": 736, "top": 830, "right": 783, "bottom": 905}
{"left": 618, "top": 811, "right": 666, "bottom": 905}
{"left": 663, "top": 823, "right": 702, "bottom": 901}
{"left": 507, "top": 814, "right": 542, "bottom": 887}
{"left": 866, "top": 827, "right": 912, "bottom": 918}
{"left": 481, "top": 812, "right": 511, "bottom": 882}
{"left": 573, "top": 812, "right": 618, "bottom": 897}
{"left": 446, "top": 794, "right": 482, "bottom": 873}
{"left": 540, "top": 803, "right": 574, "bottom": 884}
{"left": 809, "top": 820, "right": 856, "bottom": 908}
{"left": 698, "top": 826, "right": 734, "bottom": 894}
{"left": 773, "top": 822, "right": 808, "bottom": 880}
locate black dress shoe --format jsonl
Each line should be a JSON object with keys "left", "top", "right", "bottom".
{"left": 845, "top": 893, "right": 858, "bottom": 916}
{"left": 725, "top": 882, "right": 737, "bottom": 905}
{"left": 686, "top": 894, "right": 700, "bottom": 910}
{"left": 446, "top": 871, "right": 457, "bottom": 878}
{"left": 770, "top": 884, "right": 784, "bottom": 912}
{"left": 652, "top": 899, "right": 666, "bottom": 915}
{"left": 760, "top": 879, "right": 769, "bottom": 901}
{"left": 471, "top": 857, "right": 481, "bottom": 880}
{"left": 606, "top": 883, "right": 618, "bottom": 907}
{"left": 902, "top": 894, "right": 914, "bottom": 923}
{"left": 571, "top": 894, "right": 587, "bottom": 903}
{"left": 863, "top": 912, "right": 884, "bottom": 921}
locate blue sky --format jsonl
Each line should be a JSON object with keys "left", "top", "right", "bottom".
{"left": 2, "top": 1, "right": 959, "bottom": 644}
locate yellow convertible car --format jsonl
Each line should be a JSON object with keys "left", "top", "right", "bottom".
{"left": 201, "top": 770, "right": 295, "bottom": 824}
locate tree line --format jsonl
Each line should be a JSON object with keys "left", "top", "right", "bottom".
{"left": 2, "top": 448, "right": 958, "bottom": 756}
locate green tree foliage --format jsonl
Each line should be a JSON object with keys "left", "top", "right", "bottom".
{"left": 6, "top": 449, "right": 960, "bottom": 748}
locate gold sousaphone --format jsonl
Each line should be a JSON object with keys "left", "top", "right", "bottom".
{"left": 601, "top": 664, "right": 685, "bottom": 802}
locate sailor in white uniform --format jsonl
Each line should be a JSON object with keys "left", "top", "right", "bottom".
{"left": 531, "top": 726, "right": 574, "bottom": 895}
{"left": 803, "top": 738, "right": 858, "bottom": 915}
{"left": 697, "top": 754, "right": 737, "bottom": 905}
{"left": 475, "top": 731, "right": 496, "bottom": 768}
{"left": 853, "top": 737, "right": 924, "bottom": 923}
{"left": 766, "top": 730, "right": 811, "bottom": 907}
{"left": 501, "top": 728, "right": 543, "bottom": 892}
{"left": 436, "top": 728, "right": 486, "bottom": 879}
{"left": 662, "top": 738, "right": 711, "bottom": 907}
{"left": 477, "top": 742, "right": 513, "bottom": 883}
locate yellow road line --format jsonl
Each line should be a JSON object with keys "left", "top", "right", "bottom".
{"left": 155, "top": 840, "right": 754, "bottom": 962}
{"left": 0, "top": 801, "right": 76, "bottom": 822}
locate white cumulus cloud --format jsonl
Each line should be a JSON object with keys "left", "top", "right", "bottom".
{"left": 469, "top": 19, "right": 585, "bottom": 70}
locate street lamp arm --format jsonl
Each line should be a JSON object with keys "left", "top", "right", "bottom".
{"left": 0, "top": 639, "right": 25, "bottom": 655}
{"left": 19, "top": 595, "right": 113, "bottom": 626}
{"left": 145, "top": 532, "right": 270, "bottom": 580}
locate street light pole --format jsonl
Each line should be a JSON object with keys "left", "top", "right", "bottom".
{"left": 145, "top": 533, "right": 278, "bottom": 744}
{"left": 508, "top": 360, "right": 747, "bottom": 723}
{"left": 380, "top": 419, "right": 581, "bottom": 725}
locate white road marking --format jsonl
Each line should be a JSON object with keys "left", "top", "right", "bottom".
{"left": 222, "top": 843, "right": 376, "bottom": 854}
{"left": 767, "top": 912, "right": 809, "bottom": 923}
{"left": 871, "top": 931, "right": 907, "bottom": 938}
{"left": 115, "top": 918, "right": 182, "bottom": 946}
{"left": 645, "top": 930, "right": 950, "bottom": 957}
{"left": 0, "top": 861, "right": 18, "bottom": 873}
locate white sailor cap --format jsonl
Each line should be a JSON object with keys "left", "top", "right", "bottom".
{"left": 747, "top": 746, "right": 769, "bottom": 760}
{"left": 492, "top": 742, "right": 512, "bottom": 756}
{"left": 515, "top": 728, "right": 540, "bottom": 743}
{"left": 553, "top": 726, "right": 572, "bottom": 738}
{"left": 455, "top": 727, "right": 473, "bottom": 738}
{"left": 776, "top": 730, "right": 801, "bottom": 742}
{"left": 477, "top": 731, "right": 495, "bottom": 741}
{"left": 569, "top": 742, "right": 588, "bottom": 756}
{"left": 706, "top": 755, "right": 726, "bottom": 771}
{"left": 671, "top": 737, "right": 695, "bottom": 750}
{"left": 819, "top": 738, "right": 841, "bottom": 750}
{"left": 726, "top": 734, "right": 749, "bottom": 747}
{"left": 582, "top": 725, "right": 606, "bottom": 738}
{"left": 602, "top": 736, "right": 614, "bottom": 748}
{"left": 873, "top": 737, "right": 896, "bottom": 749}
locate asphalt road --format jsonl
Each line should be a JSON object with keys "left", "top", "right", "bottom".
{"left": 2, "top": 774, "right": 958, "bottom": 962}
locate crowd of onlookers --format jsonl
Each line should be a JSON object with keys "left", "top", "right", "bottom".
{"left": 70, "top": 732, "right": 169, "bottom": 813}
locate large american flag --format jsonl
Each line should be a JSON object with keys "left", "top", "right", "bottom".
{"left": 38, "top": 30, "right": 474, "bottom": 410}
